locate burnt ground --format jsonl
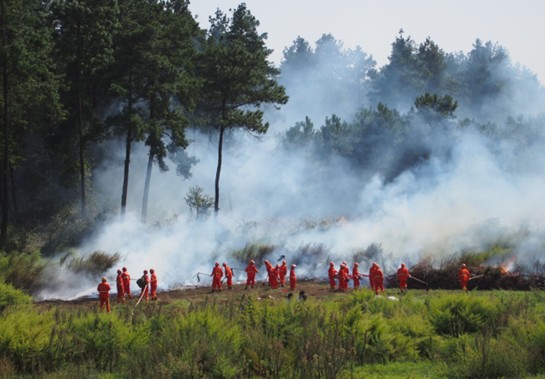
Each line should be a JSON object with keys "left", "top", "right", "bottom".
{"left": 35, "top": 265, "right": 545, "bottom": 311}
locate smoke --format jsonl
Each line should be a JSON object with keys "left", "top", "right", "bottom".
{"left": 35, "top": 37, "right": 545, "bottom": 300}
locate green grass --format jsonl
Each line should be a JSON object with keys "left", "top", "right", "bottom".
{"left": 1, "top": 288, "right": 545, "bottom": 378}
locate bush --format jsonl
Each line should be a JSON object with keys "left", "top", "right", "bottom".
{"left": 0, "top": 282, "right": 32, "bottom": 311}
{"left": 428, "top": 294, "right": 500, "bottom": 337}
{"left": 0, "top": 251, "right": 46, "bottom": 292}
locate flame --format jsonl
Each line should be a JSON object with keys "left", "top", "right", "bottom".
{"left": 499, "top": 256, "right": 516, "bottom": 275}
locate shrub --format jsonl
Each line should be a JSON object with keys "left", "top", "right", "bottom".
{"left": 0, "top": 282, "right": 32, "bottom": 311}
{"left": 0, "top": 251, "right": 47, "bottom": 291}
{"left": 428, "top": 294, "right": 499, "bottom": 337}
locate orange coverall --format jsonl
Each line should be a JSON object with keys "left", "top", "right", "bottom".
{"left": 121, "top": 268, "right": 131, "bottom": 299}
{"left": 150, "top": 270, "right": 158, "bottom": 300}
{"left": 289, "top": 265, "right": 297, "bottom": 290}
{"left": 223, "top": 263, "right": 233, "bottom": 289}
{"left": 140, "top": 272, "right": 150, "bottom": 301}
{"left": 352, "top": 264, "right": 361, "bottom": 289}
{"left": 458, "top": 266, "right": 471, "bottom": 292}
{"left": 97, "top": 280, "right": 111, "bottom": 312}
{"left": 372, "top": 267, "right": 384, "bottom": 295}
{"left": 116, "top": 270, "right": 124, "bottom": 303}
{"left": 269, "top": 266, "right": 278, "bottom": 289}
{"left": 397, "top": 264, "right": 410, "bottom": 292}
{"left": 211, "top": 264, "right": 223, "bottom": 291}
{"left": 245, "top": 262, "right": 259, "bottom": 288}
{"left": 279, "top": 261, "right": 288, "bottom": 287}
{"left": 328, "top": 263, "right": 337, "bottom": 290}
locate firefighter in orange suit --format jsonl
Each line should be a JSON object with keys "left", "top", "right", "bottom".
{"left": 140, "top": 270, "right": 150, "bottom": 301}
{"left": 97, "top": 277, "right": 111, "bottom": 312}
{"left": 223, "top": 262, "right": 233, "bottom": 290}
{"left": 397, "top": 263, "right": 410, "bottom": 293}
{"left": 121, "top": 267, "right": 132, "bottom": 299}
{"left": 372, "top": 264, "right": 385, "bottom": 295}
{"left": 279, "top": 260, "right": 288, "bottom": 287}
{"left": 211, "top": 262, "right": 223, "bottom": 292}
{"left": 289, "top": 264, "right": 297, "bottom": 290}
{"left": 352, "top": 262, "right": 361, "bottom": 290}
{"left": 458, "top": 263, "right": 471, "bottom": 292}
{"left": 150, "top": 269, "right": 158, "bottom": 300}
{"left": 328, "top": 262, "right": 337, "bottom": 290}
{"left": 245, "top": 260, "right": 259, "bottom": 289}
{"left": 116, "top": 269, "right": 124, "bottom": 303}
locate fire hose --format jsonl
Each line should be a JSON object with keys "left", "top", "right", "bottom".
{"left": 131, "top": 284, "right": 148, "bottom": 315}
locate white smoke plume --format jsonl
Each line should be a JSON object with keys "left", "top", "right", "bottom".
{"left": 35, "top": 39, "right": 545, "bottom": 301}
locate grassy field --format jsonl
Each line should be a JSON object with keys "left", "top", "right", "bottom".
{"left": 2, "top": 281, "right": 545, "bottom": 378}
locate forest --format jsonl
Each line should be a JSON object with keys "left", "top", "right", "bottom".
{"left": 1, "top": 1, "right": 545, "bottom": 298}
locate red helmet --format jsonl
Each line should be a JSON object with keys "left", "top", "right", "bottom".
{"left": 250, "top": 259, "right": 255, "bottom": 264}
{"left": 101, "top": 277, "right": 107, "bottom": 282}
{"left": 215, "top": 262, "right": 219, "bottom": 266}
{"left": 461, "top": 263, "right": 466, "bottom": 268}
{"left": 401, "top": 263, "right": 405, "bottom": 268}
{"left": 330, "top": 262, "right": 334, "bottom": 266}
{"left": 291, "top": 264, "right": 296, "bottom": 268}
{"left": 354, "top": 262, "right": 359, "bottom": 266}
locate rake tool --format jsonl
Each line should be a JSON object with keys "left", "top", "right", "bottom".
{"left": 195, "top": 272, "right": 211, "bottom": 283}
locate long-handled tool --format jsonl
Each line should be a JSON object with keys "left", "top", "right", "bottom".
{"left": 468, "top": 274, "right": 485, "bottom": 281}
{"left": 195, "top": 272, "right": 211, "bottom": 283}
{"left": 409, "top": 275, "right": 427, "bottom": 285}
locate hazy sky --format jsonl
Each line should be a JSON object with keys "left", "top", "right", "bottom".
{"left": 189, "top": 0, "right": 545, "bottom": 85}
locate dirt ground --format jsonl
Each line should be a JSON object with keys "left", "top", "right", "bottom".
{"left": 35, "top": 279, "right": 361, "bottom": 310}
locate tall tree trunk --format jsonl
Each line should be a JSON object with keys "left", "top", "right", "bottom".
{"left": 120, "top": 73, "right": 133, "bottom": 217}
{"left": 141, "top": 151, "right": 154, "bottom": 223}
{"left": 1, "top": 0, "right": 9, "bottom": 247}
{"left": 214, "top": 124, "right": 225, "bottom": 214}
{"left": 75, "top": 19, "right": 86, "bottom": 215}
{"left": 76, "top": 59, "right": 86, "bottom": 215}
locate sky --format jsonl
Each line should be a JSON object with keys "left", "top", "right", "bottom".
{"left": 189, "top": 0, "right": 545, "bottom": 85}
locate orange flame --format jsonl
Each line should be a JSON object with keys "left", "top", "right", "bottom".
{"left": 499, "top": 256, "right": 516, "bottom": 275}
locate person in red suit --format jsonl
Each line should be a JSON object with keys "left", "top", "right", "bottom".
{"left": 352, "top": 262, "right": 361, "bottom": 290}
{"left": 289, "top": 264, "right": 297, "bottom": 290}
{"left": 97, "top": 277, "right": 111, "bottom": 312}
{"left": 245, "top": 260, "right": 259, "bottom": 289}
{"left": 150, "top": 268, "right": 158, "bottom": 300}
{"left": 223, "top": 262, "right": 233, "bottom": 290}
{"left": 279, "top": 260, "right": 288, "bottom": 287}
{"left": 121, "top": 267, "right": 132, "bottom": 300}
{"left": 140, "top": 270, "right": 150, "bottom": 301}
{"left": 211, "top": 262, "right": 223, "bottom": 292}
{"left": 372, "top": 264, "right": 384, "bottom": 295}
{"left": 116, "top": 269, "right": 124, "bottom": 303}
{"left": 328, "top": 262, "right": 337, "bottom": 290}
{"left": 458, "top": 263, "right": 471, "bottom": 292}
{"left": 397, "top": 263, "right": 410, "bottom": 293}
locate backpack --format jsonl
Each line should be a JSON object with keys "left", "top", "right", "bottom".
{"left": 136, "top": 277, "right": 145, "bottom": 289}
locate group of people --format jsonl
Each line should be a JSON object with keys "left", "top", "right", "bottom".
{"left": 328, "top": 261, "right": 388, "bottom": 295}
{"left": 97, "top": 266, "right": 158, "bottom": 313}
{"left": 98, "top": 260, "right": 473, "bottom": 311}
{"left": 211, "top": 259, "right": 298, "bottom": 292}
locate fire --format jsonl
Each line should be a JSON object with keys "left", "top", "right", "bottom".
{"left": 499, "top": 256, "right": 516, "bottom": 275}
